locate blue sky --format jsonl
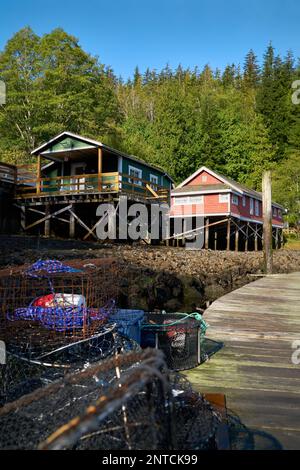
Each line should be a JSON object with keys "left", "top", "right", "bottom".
{"left": 1, "top": 0, "right": 299, "bottom": 79}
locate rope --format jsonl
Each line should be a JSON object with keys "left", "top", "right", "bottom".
{"left": 141, "top": 312, "right": 208, "bottom": 336}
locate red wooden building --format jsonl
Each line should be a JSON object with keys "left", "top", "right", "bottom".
{"left": 169, "top": 166, "right": 284, "bottom": 250}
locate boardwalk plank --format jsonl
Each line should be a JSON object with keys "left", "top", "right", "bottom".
{"left": 185, "top": 271, "right": 300, "bottom": 450}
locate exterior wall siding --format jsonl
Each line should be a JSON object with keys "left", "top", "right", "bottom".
{"left": 122, "top": 156, "right": 171, "bottom": 189}
{"left": 170, "top": 193, "right": 229, "bottom": 217}
{"left": 186, "top": 170, "right": 221, "bottom": 186}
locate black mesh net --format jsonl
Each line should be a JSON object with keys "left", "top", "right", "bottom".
{"left": 0, "top": 349, "right": 222, "bottom": 450}
{"left": 141, "top": 313, "right": 202, "bottom": 370}
{"left": 0, "top": 326, "right": 141, "bottom": 406}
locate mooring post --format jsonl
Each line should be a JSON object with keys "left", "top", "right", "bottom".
{"left": 262, "top": 171, "right": 273, "bottom": 274}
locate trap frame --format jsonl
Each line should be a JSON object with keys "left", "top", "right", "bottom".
{"left": 141, "top": 312, "right": 205, "bottom": 370}
{"left": 0, "top": 258, "right": 120, "bottom": 359}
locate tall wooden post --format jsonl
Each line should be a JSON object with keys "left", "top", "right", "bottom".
{"left": 226, "top": 218, "right": 231, "bottom": 251}
{"left": 44, "top": 204, "right": 50, "bottom": 238}
{"left": 205, "top": 218, "right": 209, "bottom": 249}
{"left": 98, "top": 147, "right": 103, "bottom": 191}
{"left": 262, "top": 171, "right": 273, "bottom": 274}
{"left": 36, "top": 154, "right": 41, "bottom": 194}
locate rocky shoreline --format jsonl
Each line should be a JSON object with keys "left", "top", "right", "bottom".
{"left": 1, "top": 235, "right": 300, "bottom": 312}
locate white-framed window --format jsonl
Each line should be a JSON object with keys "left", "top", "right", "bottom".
{"left": 255, "top": 199, "right": 260, "bottom": 216}
{"left": 202, "top": 174, "right": 207, "bottom": 182}
{"left": 219, "top": 194, "right": 229, "bottom": 203}
{"left": 128, "top": 165, "right": 142, "bottom": 186}
{"left": 174, "top": 196, "right": 190, "bottom": 205}
{"left": 278, "top": 209, "right": 282, "bottom": 218}
{"left": 190, "top": 195, "right": 204, "bottom": 204}
{"left": 242, "top": 196, "right": 246, "bottom": 207}
{"left": 250, "top": 198, "right": 254, "bottom": 215}
{"left": 232, "top": 195, "right": 239, "bottom": 205}
{"left": 273, "top": 206, "right": 277, "bottom": 217}
{"left": 150, "top": 174, "right": 159, "bottom": 190}
{"left": 174, "top": 195, "right": 204, "bottom": 205}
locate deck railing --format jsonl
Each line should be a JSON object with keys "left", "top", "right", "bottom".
{"left": 15, "top": 167, "right": 169, "bottom": 203}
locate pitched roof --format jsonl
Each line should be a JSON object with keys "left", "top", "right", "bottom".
{"left": 176, "top": 166, "right": 284, "bottom": 209}
{"left": 31, "top": 131, "right": 174, "bottom": 182}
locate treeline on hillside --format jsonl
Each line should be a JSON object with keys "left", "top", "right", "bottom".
{"left": 0, "top": 27, "right": 299, "bottom": 224}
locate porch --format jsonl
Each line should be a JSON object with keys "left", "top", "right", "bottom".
{"left": 15, "top": 164, "right": 169, "bottom": 204}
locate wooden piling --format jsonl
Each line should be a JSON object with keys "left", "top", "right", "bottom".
{"left": 205, "top": 217, "right": 209, "bottom": 249}
{"left": 262, "top": 171, "right": 273, "bottom": 273}
{"left": 69, "top": 206, "right": 76, "bottom": 239}
{"left": 245, "top": 222, "right": 249, "bottom": 251}
{"left": 226, "top": 218, "right": 231, "bottom": 251}
{"left": 44, "top": 204, "right": 50, "bottom": 237}
{"left": 235, "top": 222, "right": 239, "bottom": 251}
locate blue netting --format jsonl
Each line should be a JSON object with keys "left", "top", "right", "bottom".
{"left": 6, "top": 260, "right": 116, "bottom": 331}
{"left": 25, "top": 259, "right": 82, "bottom": 278}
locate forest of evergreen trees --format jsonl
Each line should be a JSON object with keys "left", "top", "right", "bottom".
{"left": 0, "top": 27, "right": 299, "bottom": 224}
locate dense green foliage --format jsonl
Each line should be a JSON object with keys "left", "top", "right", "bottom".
{"left": 0, "top": 28, "right": 299, "bottom": 223}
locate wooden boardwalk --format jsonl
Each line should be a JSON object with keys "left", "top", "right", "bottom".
{"left": 185, "top": 272, "right": 300, "bottom": 450}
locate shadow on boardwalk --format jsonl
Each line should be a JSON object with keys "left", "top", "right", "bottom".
{"left": 201, "top": 339, "right": 283, "bottom": 450}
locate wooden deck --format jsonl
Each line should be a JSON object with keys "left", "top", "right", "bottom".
{"left": 185, "top": 272, "right": 300, "bottom": 450}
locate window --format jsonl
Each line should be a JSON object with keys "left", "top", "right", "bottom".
{"left": 250, "top": 198, "right": 254, "bottom": 215}
{"left": 202, "top": 174, "right": 207, "bottom": 182}
{"left": 255, "top": 200, "right": 260, "bottom": 216}
{"left": 190, "top": 195, "right": 204, "bottom": 204}
{"left": 278, "top": 209, "right": 282, "bottom": 218}
{"left": 242, "top": 196, "right": 246, "bottom": 207}
{"left": 219, "top": 194, "right": 229, "bottom": 203}
{"left": 174, "top": 195, "right": 204, "bottom": 205}
{"left": 150, "top": 174, "right": 158, "bottom": 190}
{"left": 128, "top": 166, "right": 142, "bottom": 186}
{"left": 174, "top": 196, "right": 190, "bottom": 205}
{"left": 232, "top": 195, "right": 239, "bottom": 205}
{"left": 273, "top": 207, "right": 277, "bottom": 217}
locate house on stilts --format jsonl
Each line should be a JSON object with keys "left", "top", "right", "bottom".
{"left": 169, "top": 166, "right": 284, "bottom": 250}
{"left": 13, "top": 132, "right": 173, "bottom": 240}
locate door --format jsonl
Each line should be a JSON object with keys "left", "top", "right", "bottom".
{"left": 71, "top": 163, "right": 86, "bottom": 191}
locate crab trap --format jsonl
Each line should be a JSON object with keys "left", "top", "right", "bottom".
{"left": 0, "top": 258, "right": 120, "bottom": 359}
{"left": 141, "top": 312, "right": 207, "bottom": 371}
{"left": 0, "top": 349, "right": 222, "bottom": 450}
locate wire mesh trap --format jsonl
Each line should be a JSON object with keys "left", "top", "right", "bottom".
{"left": 141, "top": 312, "right": 207, "bottom": 370}
{"left": 0, "top": 349, "right": 222, "bottom": 450}
{"left": 0, "top": 326, "right": 142, "bottom": 407}
{"left": 0, "top": 258, "right": 120, "bottom": 359}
